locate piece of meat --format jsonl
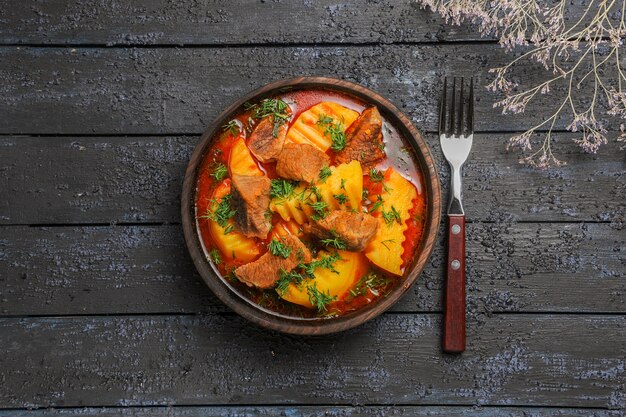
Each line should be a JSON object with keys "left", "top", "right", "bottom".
{"left": 234, "top": 235, "right": 313, "bottom": 289}
{"left": 276, "top": 142, "right": 330, "bottom": 183}
{"left": 247, "top": 115, "right": 288, "bottom": 162}
{"left": 335, "top": 106, "right": 385, "bottom": 166}
{"left": 231, "top": 174, "right": 271, "bottom": 239}
{"left": 304, "top": 210, "right": 379, "bottom": 251}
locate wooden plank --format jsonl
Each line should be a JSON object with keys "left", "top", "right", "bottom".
{"left": 0, "top": 314, "right": 624, "bottom": 408}
{"left": 0, "top": 0, "right": 602, "bottom": 46}
{"left": 0, "top": 0, "right": 488, "bottom": 45}
{"left": 1, "top": 45, "right": 622, "bottom": 134}
{"left": 0, "top": 223, "right": 623, "bottom": 316}
{"left": 0, "top": 406, "right": 622, "bottom": 417}
{"left": 1, "top": 134, "right": 623, "bottom": 225}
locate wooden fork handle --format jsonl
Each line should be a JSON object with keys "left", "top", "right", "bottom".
{"left": 443, "top": 215, "right": 466, "bottom": 353}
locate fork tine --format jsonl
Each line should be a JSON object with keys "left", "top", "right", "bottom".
{"left": 449, "top": 77, "right": 456, "bottom": 136}
{"left": 440, "top": 77, "right": 448, "bottom": 135}
{"left": 468, "top": 78, "right": 474, "bottom": 134}
{"left": 458, "top": 77, "right": 464, "bottom": 136}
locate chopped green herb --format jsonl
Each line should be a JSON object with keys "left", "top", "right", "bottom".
{"left": 307, "top": 282, "right": 337, "bottom": 312}
{"left": 226, "top": 269, "right": 238, "bottom": 283}
{"left": 199, "top": 195, "right": 236, "bottom": 228}
{"left": 223, "top": 224, "right": 235, "bottom": 235}
{"left": 340, "top": 178, "right": 346, "bottom": 190}
{"left": 316, "top": 114, "right": 347, "bottom": 151}
{"left": 362, "top": 189, "right": 369, "bottom": 200}
{"left": 369, "top": 196, "right": 384, "bottom": 213}
{"left": 349, "top": 270, "right": 393, "bottom": 298}
{"left": 268, "top": 238, "right": 292, "bottom": 259}
{"left": 222, "top": 120, "right": 240, "bottom": 136}
{"left": 210, "top": 163, "right": 228, "bottom": 181}
{"left": 248, "top": 98, "right": 291, "bottom": 137}
{"left": 380, "top": 239, "right": 396, "bottom": 250}
{"left": 208, "top": 248, "right": 222, "bottom": 265}
{"left": 321, "top": 236, "right": 347, "bottom": 250}
{"left": 300, "top": 251, "right": 342, "bottom": 277}
{"left": 276, "top": 268, "right": 304, "bottom": 295}
{"left": 333, "top": 193, "right": 347, "bottom": 205}
{"left": 318, "top": 166, "right": 332, "bottom": 182}
{"left": 296, "top": 248, "right": 306, "bottom": 262}
{"left": 270, "top": 179, "right": 298, "bottom": 199}
{"left": 369, "top": 168, "right": 385, "bottom": 182}
{"left": 382, "top": 205, "right": 402, "bottom": 226}
{"left": 320, "top": 309, "right": 340, "bottom": 318}
{"left": 307, "top": 184, "right": 323, "bottom": 200}
{"left": 308, "top": 200, "right": 329, "bottom": 221}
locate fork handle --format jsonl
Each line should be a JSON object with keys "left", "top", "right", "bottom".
{"left": 443, "top": 215, "right": 466, "bottom": 353}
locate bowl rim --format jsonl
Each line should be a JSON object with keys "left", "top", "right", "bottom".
{"left": 181, "top": 76, "right": 441, "bottom": 335}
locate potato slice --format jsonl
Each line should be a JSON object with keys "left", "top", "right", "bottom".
{"left": 229, "top": 137, "right": 263, "bottom": 177}
{"left": 364, "top": 168, "right": 417, "bottom": 276}
{"left": 280, "top": 250, "right": 366, "bottom": 309}
{"left": 316, "top": 160, "right": 363, "bottom": 212}
{"left": 269, "top": 183, "right": 315, "bottom": 225}
{"left": 209, "top": 219, "right": 260, "bottom": 264}
{"left": 285, "top": 102, "right": 359, "bottom": 151}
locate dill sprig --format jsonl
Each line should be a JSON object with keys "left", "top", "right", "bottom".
{"left": 268, "top": 238, "right": 292, "bottom": 259}
{"left": 199, "top": 195, "right": 236, "bottom": 228}
{"left": 349, "top": 270, "right": 394, "bottom": 298}
{"left": 369, "top": 168, "right": 385, "bottom": 182}
{"left": 247, "top": 98, "right": 291, "bottom": 137}
{"left": 210, "top": 163, "right": 228, "bottom": 181}
{"left": 369, "top": 195, "right": 384, "bottom": 213}
{"left": 380, "top": 239, "right": 396, "bottom": 250}
{"left": 316, "top": 114, "right": 347, "bottom": 151}
{"left": 270, "top": 179, "right": 298, "bottom": 199}
{"left": 300, "top": 251, "right": 342, "bottom": 277}
{"left": 308, "top": 199, "right": 329, "bottom": 221}
{"left": 318, "top": 166, "right": 332, "bottom": 182}
{"left": 276, "top": 268, "right": 304, "bottom": 295}
{"left": 222, "top": 120, "right": 240, "bottom": 136}
{"left": 307, "top": 282, "right": 337, "bottom": 312}
{"left": 381, "top": 205, "right": 402, "bottom": 227}
{"left": 333, "top": 193, "right": 347, "bottom": 205}
{"left": 208, "top": 248, "right": 222, "bottom": 265}
{"left": 321, "top": 236, "right": 347, "bottom": 250}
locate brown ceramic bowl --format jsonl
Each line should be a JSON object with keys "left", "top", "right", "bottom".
{"left": 181, "top": 77, "right": 441, "bottom": 335}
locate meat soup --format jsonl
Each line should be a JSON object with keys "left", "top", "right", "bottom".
{"left": 195, "top": 89, "right": 427, "bottom": 318}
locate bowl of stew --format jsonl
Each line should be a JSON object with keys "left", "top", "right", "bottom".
{"left": 181, "top": 77, "right": 441, "bottom": 335}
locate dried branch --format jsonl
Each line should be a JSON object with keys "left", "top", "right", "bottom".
{"left": 418, "top": 0, "right": 626, "bottom": 168}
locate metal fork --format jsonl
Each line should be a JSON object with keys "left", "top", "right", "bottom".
{"left": 439, "top": 77, "right": 474, "bottom": 353}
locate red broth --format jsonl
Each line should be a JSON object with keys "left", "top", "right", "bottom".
{"left": 195, "top": 89, "right": 427, "bottom": 318}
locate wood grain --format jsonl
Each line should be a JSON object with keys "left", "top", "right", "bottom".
{"left": 0, "top": 223, "right": 623, "bottom": 316}
{"left": 0, "top": 314, "right": 624, "bottom": 408}
{"left": 0, "top": 0, "right": 486, "bottom": 45}
{"left": 0, "top": 0, "right": 603, "bottom": 46}
{"left": 1, "top": 134, "right": 622, "bottom": 225}
{"left": 1, "top": 1, "right": 624, "bottom": 413}
{"left": 0, "top": 406, "right": 622, "bottom": 417}
{"left": 1, "top": 45, "right": 623, "bottom": 135}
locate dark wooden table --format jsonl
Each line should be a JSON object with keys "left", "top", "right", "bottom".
{"left": 1, "top": 2, "right": 625, "bottom": 416}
